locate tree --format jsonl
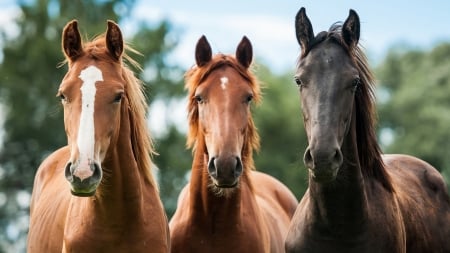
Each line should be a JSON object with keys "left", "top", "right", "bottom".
{"left": 0, "top": 1, "right": 181, "bottom": 251}
{"left": 253, "top": 63, "right": 309, "bottom": 198}
{"left": 153, "top": 125, "right": 190, "bottom": 218}
{"left": 376, "top": 43, "right": 450, "bottom": 190}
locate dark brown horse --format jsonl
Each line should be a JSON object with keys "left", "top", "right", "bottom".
{"left": 169, "top": 36, "right": 298, "bottom": 253}
{"left": 285, "top": 8, "right": 450, "bottom": 253}
{"left": 27, "top": 20, "right": 170, "bottom": 252}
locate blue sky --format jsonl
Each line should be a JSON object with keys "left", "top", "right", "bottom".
{"left": 122, "top": 0, "right": 450, "bottom": 135}
{"left": 126, "top": 0, "right": 450, "bottom": 72}
{"left": 2, "top": 1, "right": 450, "bottom": 72}
{"left": 1, "top": 0, "right": 450, "bottom": 136}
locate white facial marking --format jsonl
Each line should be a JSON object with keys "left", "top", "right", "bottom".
{"left": 75, "top": 65, "right": 103, "bottom": 180}
{"left": 220, "top": 77, "right": 228, "bottom": 90}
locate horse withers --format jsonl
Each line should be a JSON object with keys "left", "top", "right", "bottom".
{"left": 285, "top": 7, "right": 450, "bottom": 253}
{"left": 27, "top": 20, "right": 170, "bottom": 253}
{"left": 169, "top": 35, "right": 298, "bottom": 253}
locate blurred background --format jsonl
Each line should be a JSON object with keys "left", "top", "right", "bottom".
{"left": 0, "top": 0, "right": 449, "bottom": 252}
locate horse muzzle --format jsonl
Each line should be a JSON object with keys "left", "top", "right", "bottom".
{"left": 304, "top": 146, "right": 343, "bottom": 183}
{"left": 65, "top": 161, "right": 102, "bottom": 196}
{"left": 207, "top": 156, "right": 243, "bottom": 188}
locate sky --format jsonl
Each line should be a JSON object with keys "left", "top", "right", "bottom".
{"left": 2, "top": 0, "right": 450, "bottom": 71}
{"left": 126, "top": 0, "right": 450, "bottom": 72}
{"left": 1, "top": 0, "right": 450, "bottom": 136}
{"left": 125, "top": 0, "right": 450, "bottom": 135}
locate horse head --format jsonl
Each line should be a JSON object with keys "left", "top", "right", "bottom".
{"left": 58, "top": 20, "right": 126, "bottom": 196}
{"left": 295, "top": 8, "right": 361, "bottom": 183}
{"left": 187, "top": 35, "right": 260, "bottom": 194}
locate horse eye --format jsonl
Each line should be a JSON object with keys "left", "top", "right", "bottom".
{"left": 352, "top": 78, "right": 361, "bottom": 92}
{"left": 113, "top": 92, "right": 124, "bottom": 103}
{"left": 294, "top": 76, "right": 303, "bottom": 86}
{"left": 194, "top": 95, "right": 203, "bottom": 104}
{"left": 56, "top": 92, "right": 67, "bottom": 102}
{"left": 245, "top": 94, "right": 253, "bottom": 104}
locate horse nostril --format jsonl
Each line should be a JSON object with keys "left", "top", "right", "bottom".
{"left": 303, "top": 148, "right": 313, "bottom": 169}
{"left": 333, "top": 149, "right": 343, "bottom": 165}
{"left": 304, "top": 146, "right": 343, "bottom": 169}
{"left": 64, "top": 162, "right": 73, "bottom": 182}
{"left": 235, "top": 157, "right": 243, "bottom": 177}
{"left": 91, "top": 162, "right": 102, "bottom": 181}
{"left": 208, "top": 157, "right": 217, "bottom": 178}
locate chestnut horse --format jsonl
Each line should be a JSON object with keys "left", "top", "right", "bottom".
{"left": 169, "top": 36, "right": 298, "bottom": 253}
{"left": 27, "top": 20, "right": 170, "bottom": 252}
{"left": 285, "top": 8, "right": 450, "bottom": 253}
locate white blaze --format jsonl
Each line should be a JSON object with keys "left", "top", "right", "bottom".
{"left": 76, "top": 66, "right": 103, "bottom": 175}
{"left": 220, "top": 77, "right": 228, "bottom": 90}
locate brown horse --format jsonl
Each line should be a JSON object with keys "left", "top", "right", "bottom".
{"left": 285, "top": 8, "right": 450, "bottom": 253}
{"left": 27, "top": 20, "right": 170, "bottom": 253}
{"left": 169, "top": 36, "right": 298, "bottom": 253}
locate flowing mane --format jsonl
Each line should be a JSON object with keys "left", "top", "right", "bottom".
{"left": 300, "top": 24, "right": 393, "bottom": 191}
{"left": 170, "top": 36, "right": 299, "bottom": 253}
{"left": 185, "top": 53, "right": 261, "bottom": 171}
{"left": 288, "top": 9, "right": 450, "bottom": 252}
{"left": 77, "top": 35, "right": 157, "bottom": 187}
{"left": 27, "top": 20, "right": 171, "bottom": 253}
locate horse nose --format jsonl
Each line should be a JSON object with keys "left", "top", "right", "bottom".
{"left": 304, "top": 146, "right": 343, "bottom": 182}
{"left": 208, "top": 156, "right": 243, "bottom": 187}
{"left": 304, "top": 146, "right": 343, "bottom": 169}
{"left": 65, "top": 161, "right": 102, "bottom": 196}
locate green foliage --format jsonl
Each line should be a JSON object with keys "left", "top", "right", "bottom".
{"left": 153, "top": 125, "right": 190, "bottom": 218}
{"left": 1, "top": 1, "right": 448, "bottom": 252}
{"left": 376, "top": 43, "right": 450, "bottom": 189}
{"left": 253, "top": 64, "right": 309, "bottom": 198}
{"left": 129, "top": 20, "right": 186, "bottom": 101}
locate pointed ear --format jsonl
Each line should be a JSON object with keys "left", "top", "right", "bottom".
{"left": 236, "top": 36, "right": 252, "bottom": 69}
{"left": 295, "top": 7, "right": 314, "bottom": 56}
{"left": 106, "top": 20, "right": 124, "bottom": 60}
{"left": 62, "top": 20, "right": 83, "bottom": 61}
{"left": 342, "top": 9, "right": 360, "bottom": 49}
{"left": 195, "top": 35, "right": 212, "bottom": 67}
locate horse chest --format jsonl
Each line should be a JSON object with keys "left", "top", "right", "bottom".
{"left": 63, "top": 228, "right": 167, "bottom": 253}
{"left": 187, "top": 224, "right": 268, "bottom": 253}
{"left": 285, "top": 200, "right": 405, "bottom": 253}
{"left": 172, "top": 198, "right": 270, "bottom": 253}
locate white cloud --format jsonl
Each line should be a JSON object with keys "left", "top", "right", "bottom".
{"left": 0, "top": 5, "right": 21, "bottom": 40}
{"left": 160, "top": 11, "right": 299, "bottom": 72}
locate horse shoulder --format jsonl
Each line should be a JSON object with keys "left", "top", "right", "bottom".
{"left": 251, "top": 170, "right": 298, "bottom": 217}
{"left": 285, "top": 190, "right": 313, "bottom": 252}
{"left": 383, "top": 154, "right": 449, "bottom": 201}
{"left": 30, "top": 146, "right": 70, "bottom": 210}
{"left": 28, "top": 146, "right": 71, "bottom": 253}
{"left": 170, "top": 182, "right": 191, "bottom": 224}
{"left": 169, "top": 183, "right": 192, "bottom": 250}
{"left": 250, "top": 171, "right": 298, "bottom": 251}
{"left": 382, "top": 154, "right": 450, "bottom": 252}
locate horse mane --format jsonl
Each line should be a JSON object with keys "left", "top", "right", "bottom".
{"left": 304, "top": 24, "right": 394, "bottom": 192}
{"left": 80, "top": 36, "right": 157, "bottom": 188}
{"left": 185, "top": 54, "right": 261, "bottom": 171}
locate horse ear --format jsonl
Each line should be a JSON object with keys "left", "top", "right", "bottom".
{"left": 295, "top": 7, "right": 314, "bottom": 56}
{"left": 62, "top": 20, "right": 83, "bottom": 61}
{"left": 342, "top": 9, "right": 360, "bottom": 49}
{"left": 106, "top": 20, "right": 124, "bottom": 60}
{"left": 236, "top": 36, "right": 253, "bottom": 68}
{"left": 195, "top": 35, "right": 212, "bottom": 67}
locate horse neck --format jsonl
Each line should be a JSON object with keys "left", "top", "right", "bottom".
{"left": 80, "top": 101, "right": 156, "bottom": 222}
{"left": 308, "top": 108, "right": 369, "bottom": 233}
{"left": 189, "top": 139, "right": 251, "bottom": 224}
